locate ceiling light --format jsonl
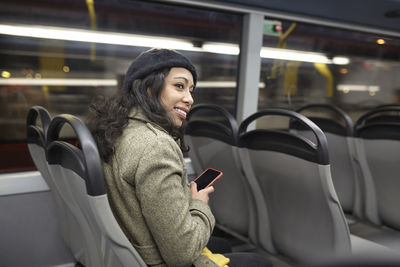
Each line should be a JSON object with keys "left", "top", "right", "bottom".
{"left": 196, "top": 81, "right": 265, "bottom": 88}
{"left": 332, "top": 57, "right": 350, "bottom": 65}
{"left": 337, "top": 84, "right": 380, "bottom": 92}
{"left": 261, "top": 47, "right": 330, "bottom": 63}
{"left": 0, "top": 78, "right": 118, "bottom": 86}
{"left": 262, "top": 47, "right": 349, "bottom": 65}
{"left": 202, "top": 43, "right": 349, "bottom": 65}
{"left": 197, "top": 81, "right": 237, "bottom": 87}
{"left": 0, "top": 78, "right": 268, "bottom": 89}
{"left": 202, "top": 43, "right": 239, "bottom": 55}
{"left": 0, "top": 24, "right": 349, "bottom": 65}
{"left": 0, "top": 24, "right": 197, "bottom": 51}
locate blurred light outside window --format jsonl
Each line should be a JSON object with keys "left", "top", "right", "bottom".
{"left": 258, "top": 18, "right": 400, "bottom": 125}
{"left": 0, "top": 0, "right": 241, "bottom": 172}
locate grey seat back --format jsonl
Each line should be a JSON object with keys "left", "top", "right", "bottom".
{"left": 26, "top": 106, "right": 51, "bottom": 185}
{"left": 47, "top": 114, "right": 147, "bottom": 267}
{"left": 26, "top": 106, "right": 71, "bottom": 250}
{"left": 185, "top": 104, "right": 257, "bottom": 242}
{"left": 292, "top": 104, "right": 361, "bottom": 216}
{"left": 354, "top": 107, "right": 400, "bottom": 229}
{"left": 238, "top": 109, "right": 351, "bottom": 264}
{"left": 47, "top": 116, "right": 96, "bottom": 265}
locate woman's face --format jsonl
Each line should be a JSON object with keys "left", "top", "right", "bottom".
{"left": 160, "top": 67, "right": 194, "bottom": 127}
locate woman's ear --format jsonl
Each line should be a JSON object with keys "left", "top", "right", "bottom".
{"left": 147, "top": 87, "right": 152, "bottom": 97}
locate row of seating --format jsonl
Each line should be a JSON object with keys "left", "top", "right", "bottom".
{"left": 27, "top": 104, "right": 400, "bottom": 266}
{"left": 293, "top": 104, "right": 400, "bottom": 250}
{"left": 26, "top": 106, "right": 146, "bottom": 267}
{"left": 185, "top": 104, "right": 400, "bottom": 265}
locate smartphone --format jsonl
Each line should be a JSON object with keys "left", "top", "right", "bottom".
{"left": 194, "top": 168, "right": 223, "bottom": 190}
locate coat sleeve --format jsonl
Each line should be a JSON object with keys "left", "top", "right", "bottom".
{"left": 134, "top": 135, "right": 215, "bottom": 267}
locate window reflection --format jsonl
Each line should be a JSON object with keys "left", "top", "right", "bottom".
{"left": 259, "top": 19, "right": 400, "bottom": 122}
{"left": 0, "top": 0, "right": 241, "bottom": 172}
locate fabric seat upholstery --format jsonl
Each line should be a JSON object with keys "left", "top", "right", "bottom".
{"left": 47, "top": 114, "right": 147, "bottom": 267}
{"left": 185, "top": 104, "right": 259, "bottom": 243}
{"left": 351, "top": 107, "right": 400, "bottom": 249}
{"left": 26, "top": 106, "right": 72, "bottom": 252}
{"left": 238, "top": 108, "right": 351, "bottom": 264}
{"left": 292, "top": 104, "right": 361, "bottom": 217}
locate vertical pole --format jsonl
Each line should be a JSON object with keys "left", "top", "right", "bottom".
{"left": 236, "top": 13, "right": 264, "bottom": 123}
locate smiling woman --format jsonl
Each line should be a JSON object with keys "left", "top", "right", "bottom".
{"left": 160, "top": 67, "right": 195, "bottom": 127}
{"left": 85, "top": 48, "right": 272, "bottom": 267}
{"left": 86, "top": 48, "right": 215, "bottom": 266}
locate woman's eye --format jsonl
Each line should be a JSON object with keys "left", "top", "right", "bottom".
{"left": 175, "top": 83, "right": 184, "bottom": 89}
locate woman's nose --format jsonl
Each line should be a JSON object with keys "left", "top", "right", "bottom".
{"left": 183, "top": 90, "right": 194, "bottom": 105}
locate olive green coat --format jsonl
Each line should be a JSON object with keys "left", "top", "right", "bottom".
{"left": 103, "top": 108, "right": 217, "bottom": 267}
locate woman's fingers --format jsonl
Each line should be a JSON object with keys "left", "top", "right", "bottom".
{"left": 190, "top": 182, "right": 215, "bottom": 203}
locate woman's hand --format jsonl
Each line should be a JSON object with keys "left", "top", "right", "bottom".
{"left": 190, "top": 182, "right": 214, "bottom": 204}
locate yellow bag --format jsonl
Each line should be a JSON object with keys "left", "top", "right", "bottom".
{"left": 201, "top": 247, "right": 230, "bottom": 267}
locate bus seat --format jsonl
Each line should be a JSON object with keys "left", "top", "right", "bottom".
{"left": 47, "top": 115, "right": 97, "bottom": 265}
{"left": 238, "top": 109, "right": 352, "bottom": 264}
{"left": 26, "top": 106, "right": 71, "bottom": 250}
{"left": 26, "top": 106, "right": 51, "bottom": 185}
{"left": 47, "top": 114, "right": 147, "bottom": 267}
{"left": 185, "top": 104, "right": 259, "bottom": 244}
{"left": 364, "top": 114, "right": 400, "bottom": 125}
{"left": 351, "top": 106, "right": 400, "bottom": 249}
{"left": 292, "top": 104, "right": 362, "bottom": 218}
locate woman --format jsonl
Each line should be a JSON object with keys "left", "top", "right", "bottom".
{"left": 87, "top": 48, "right": 272, "bottom": 267}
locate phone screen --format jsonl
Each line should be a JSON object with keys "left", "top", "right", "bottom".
{"left": 195, "top": 168, "right": 222, "bottom": 190}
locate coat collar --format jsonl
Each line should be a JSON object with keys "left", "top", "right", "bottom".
{"left": 128, "top": 107, "right": 168, "bottom": 134}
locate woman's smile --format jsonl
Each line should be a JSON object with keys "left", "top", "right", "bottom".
{"left": 160, "top": 67, "right": 194, "bottom": 127}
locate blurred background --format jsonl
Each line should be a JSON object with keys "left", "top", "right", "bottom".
{"left": 0, "top": 0, "right": 399, "bottom": 171}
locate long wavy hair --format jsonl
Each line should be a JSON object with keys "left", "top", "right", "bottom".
{"left": 87, "top": 67, "right": 188, "bottom": 163}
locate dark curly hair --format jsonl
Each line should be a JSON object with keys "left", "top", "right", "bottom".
{"left": 87, "top": 67, "right": 188, "bottom": 163}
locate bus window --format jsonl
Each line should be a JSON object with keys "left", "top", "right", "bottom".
{"left": 258, "top": 19, "right": 400, "bottom": 124}
{"left": 0, "top": 0, "right": 241, "bottom": 172}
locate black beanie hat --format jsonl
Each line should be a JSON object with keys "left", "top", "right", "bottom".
{"left": 122, "top": 48, "right": 197, "bottom": 92}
